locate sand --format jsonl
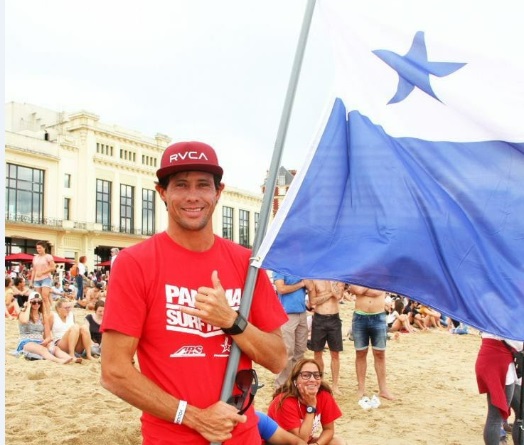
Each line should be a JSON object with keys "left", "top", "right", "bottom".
{"left": 4, "top": 302, "right": 502, "bottom": 445}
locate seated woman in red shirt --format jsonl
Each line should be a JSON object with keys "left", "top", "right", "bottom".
{"left": 268, "top": 358, "right": 344, "bottom": 445}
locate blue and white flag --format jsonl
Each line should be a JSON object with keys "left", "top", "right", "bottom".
{"left": 254, "top": 0, "right": 524, "bottom": 340}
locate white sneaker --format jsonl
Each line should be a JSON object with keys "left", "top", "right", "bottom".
{"left": 369, "top": 395, "right": 381, "bottom": 409}
{"left": 358, "top": 396, "right": 372, "bottom": 410}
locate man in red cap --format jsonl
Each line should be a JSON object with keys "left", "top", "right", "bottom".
{"left": 101, "top": 141, "right": 288, "bottom": 444}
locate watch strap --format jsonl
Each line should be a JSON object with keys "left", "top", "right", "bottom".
{"left": 221, "top": 311, "right": 247, "bottom": 335}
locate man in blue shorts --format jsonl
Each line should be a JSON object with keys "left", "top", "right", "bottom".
{"left": 350, "top": 284, "right": 395, "bottom": 408}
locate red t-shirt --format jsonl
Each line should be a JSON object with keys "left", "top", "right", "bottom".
{"left": 101, "top": 232, "right": 288, "bottom": 444}
{"left": 267, "top": 391, "right": 342, "bottom": 442}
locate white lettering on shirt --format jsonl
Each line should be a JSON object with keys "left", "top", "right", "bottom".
{"left": 164, "top": 284, "right": 241, "bottom": 338}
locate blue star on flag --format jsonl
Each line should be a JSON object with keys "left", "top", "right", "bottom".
{"left": 373, "top": 31, "right": 466, "bottom": 104}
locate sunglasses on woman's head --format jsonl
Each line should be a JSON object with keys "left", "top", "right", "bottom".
{"left": 31, "top": 300, "right": 42, "bottom": 305}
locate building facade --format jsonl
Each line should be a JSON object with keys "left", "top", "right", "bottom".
{"left": 4, "top": 102, "right": 263, "bottom": 271}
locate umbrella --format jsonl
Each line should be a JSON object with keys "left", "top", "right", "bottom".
{"left": 5, "top": 253, "right": 34, "bottom": 262}
{"left": 52, "top": 255, "right": 75, "bottom": 264}
{"left": 95, "top": 260, "right": 111, "bottom": 267}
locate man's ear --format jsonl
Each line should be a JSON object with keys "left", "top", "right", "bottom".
{"left": 155, "top": 184, "right": 168, "bottom": 208}
{"left": 215, "top": 182, "right": 225, "bottom": 201}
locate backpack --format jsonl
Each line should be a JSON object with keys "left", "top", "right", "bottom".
{"left": 70, "top": 264, "right": 78, "bottom": 277}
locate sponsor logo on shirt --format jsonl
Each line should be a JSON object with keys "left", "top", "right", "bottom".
{"left": 170, "top": 345, "right": 205, "bottom": 357}
{"left": 214, "top": 336, "right": 232, "bottom": 358}
{"left": 165, "top": 285, "right": 241, "bottom": 338}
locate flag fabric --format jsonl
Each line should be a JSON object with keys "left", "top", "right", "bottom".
{"left": 253, "top": 0, "right": 524, "bottom": 340}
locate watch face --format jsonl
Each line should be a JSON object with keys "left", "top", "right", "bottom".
{"left": 222, "top": 312, "right": 247, "bottom": 335}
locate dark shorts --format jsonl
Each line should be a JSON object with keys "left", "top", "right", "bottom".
{"left": 310, "top": 313, "right": 343, "bottom": 352}
{"left": 352, "top": 311, "right": 387, "bottom": 351}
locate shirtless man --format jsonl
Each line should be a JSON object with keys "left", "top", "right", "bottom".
{"left": 76, "top": 283, "right": 105, "bottom": 310}
{"left": 349, "top": 284, "right": 395, "bottom": 406}
{"left": 309, "top": 280, "right": 345, "bottom": 395}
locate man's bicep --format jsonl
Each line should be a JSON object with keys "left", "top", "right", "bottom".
{"left": 102, "top": 330, "right": 139, "bottom": 362}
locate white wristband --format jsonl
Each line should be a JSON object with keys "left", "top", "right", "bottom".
{"left": 174, "top": 400, "right": 187, "bottom": 425}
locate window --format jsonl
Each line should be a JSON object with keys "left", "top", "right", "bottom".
{"left": 120, "top": 148, "right": 136, "bottom": 162}
{"left": 142, "top": 189, "right": 155, "bottom": 236}
{"left": 239, "top": 210, "right": 250, "bottom": 247}
{"left": 6, "top": 163, "right": 44, "bottom": 223}
{"left": 96, "top": 179, "right": 112, "bottom": 230}
{"left": 96, "top": 142, "right": 114, "bottom": 156}
{"left": 120, "top": 184, "right": 135, "bottom": 233}
{"left": 254, "top": 212, "right": 260, "bottom": 233}
{"left": 64, "top": 173, "right": 71, "bottom": 188}
{"left": 222, "top": 206, "right": 234, "bottom": 241}
{"left": 141, "top": 154, "right": 157, "bottom": 167}
{"left": 64, "top": 198, "right": 71, "bottom": 220}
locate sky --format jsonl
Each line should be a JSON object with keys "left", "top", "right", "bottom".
{"left": 5, "top": 0, "right": 335, "bottom": 193}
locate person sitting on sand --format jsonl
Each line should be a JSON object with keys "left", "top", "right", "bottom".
{"left": 418, "top": 304, "right": 443, "bottom": 329}
{"left": 17, "top": 292, "right": 74, "bottom": 364}
{"left": 408, "top": 301, "right": 430, "bottom": 331}
{"left": 12, "top": 277, "right": 32, "bottom": 309}
{"left": 5, "top": 276, "right": 21, "bottom": 319}
{"left": 50, "top": 280, "right": 65, "bottom": 301}
{"left": 48, "top": 298, "right": 93, "bottom": 360}
{"left": 387, "top": 299, "right": 416, "bottom": 335}
{"left": 62, "top": 281, "right": 77, "bottom": 301}
{"left": 84, "top": 300, "right": 104, "bottom": 357}
{"left": 268, "top": 358, "right": 344, "bottom": 445}
{"left": 75, "top": 282, "right": 104, "bottom": 310}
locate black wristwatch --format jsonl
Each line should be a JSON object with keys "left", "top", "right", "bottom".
{"left": 306, "top": 406, "right": 317, "bottom": 414}
{"left": 221, "top": 312, "right": 248, "bottom": 335}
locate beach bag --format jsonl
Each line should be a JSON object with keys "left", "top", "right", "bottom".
{"left": 70, "top": 264, "right": 78, "bottom": 277}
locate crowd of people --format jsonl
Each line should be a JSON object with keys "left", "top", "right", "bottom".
{"left": 5, "top": 141, "right": 522, "bottom": 445}
{"left": 5, "top": 245, "right": 111, "bottom": 366}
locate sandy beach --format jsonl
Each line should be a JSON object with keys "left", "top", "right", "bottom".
{"left": 4, "top": 301, "right": 502, "bottom": 445}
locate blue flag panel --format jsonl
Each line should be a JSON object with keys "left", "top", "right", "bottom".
{"left": 255, "top": 1, "right": 524, "bottom": 339}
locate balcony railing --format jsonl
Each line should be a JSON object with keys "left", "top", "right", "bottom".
{"left": 103, "top": 224, "right": 155, "bottom": 236}
{"left": 5, "top": 213, "right": 63, "bottom": 227}
{"left": 5, "top": 213, "right": 156, "bottom": 236}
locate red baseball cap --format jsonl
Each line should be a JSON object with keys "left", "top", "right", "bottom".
{"left": 156, "top": 141, "right": 223, "bottom": 181}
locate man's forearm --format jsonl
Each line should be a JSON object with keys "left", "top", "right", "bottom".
{"left": 100, "top": 351, "right": 247, "bottom": 442}
{"left": 101, "top": 362, "right": 180, "bottom": 422}
{"left": 276, "top": 280, "right": 305, "bottom": 295}
{"left": 232, "top": 326, "right": 286, "bottom": 373}
{"left": 310, "top": 292, "right": 333, "bottom": 306}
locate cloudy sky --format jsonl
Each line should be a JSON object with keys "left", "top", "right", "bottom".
{"left": 5, "top": 0, "right": 334, "bottom": 192}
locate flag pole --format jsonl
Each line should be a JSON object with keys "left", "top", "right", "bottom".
{"left": 211, "top": 1, "right": 317, "bottom": 443}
